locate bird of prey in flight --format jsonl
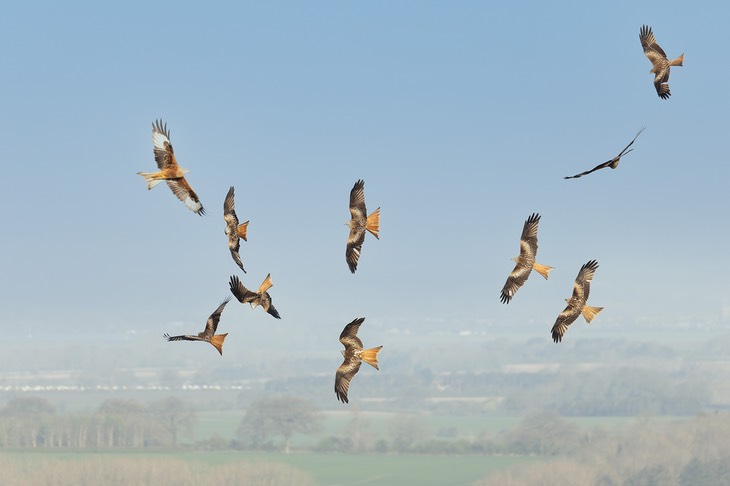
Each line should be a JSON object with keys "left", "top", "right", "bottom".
{"left": 640, "top": 25, "right": 684, "bottom": 100}
{"left": 224, "top": 186, "right": 249, "bottom": 273}
{"left": 335, "top": 317, "right": 383, "bottom": 404}
{"left": 138, "top": 119, "right": 205, "bottom": 215}
{"left": 346, "top": 179, "right": 380, "bottom": 273}
{"left": 500, "top": 213, "right": 553, "bottom": 303}
{"left": 164, "top": 297, "right": 231, "bottom": 355}
{"left": 564, "top": 127, "right": 646, "bottom": 180}
{"left": 229, "top": 274, "right": 281, "bottom": 319}
{"left": 551, "top": 260, "right": 603, "bottom": 343}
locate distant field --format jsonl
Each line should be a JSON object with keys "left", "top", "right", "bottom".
{"left": 192, "top": 409, "right": 679, "bottom": 443}
{"left": 0, "top": 450, "right": 539, "bottom": 486}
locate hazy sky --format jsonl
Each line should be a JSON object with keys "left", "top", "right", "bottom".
{"left": 1, "top": 2, "right": 728, "bottom": 358}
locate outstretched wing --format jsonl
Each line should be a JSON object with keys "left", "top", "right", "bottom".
{"left": 564, "top": 161, "right": 613, "bottom": 179}
{"left": 152, "top": 119, "right": 177, "bottom": 170}
{"left": 335, "top": 357, "right": 362, "bottom": 404}
{"left": 340, "top": 317, "right": 365, "bottom": 350}
{"left": 551, "top": 305, "right": 581, "bottom": 343}
{"left": 229, "top": 275, "right": 258, "bottom": 304}
{"left": 202, "top": 297, "right": 231, "bottom": 337}
{"left": 640, "top": 25, "right": 668, "bottom": 64}
{"left": 346, "top": 229, "right": 366, "bottom": 273}
{"left": 166, "top": 178, "right": 205, "bottom": 215}
{"left": 349, "top": 179, "right": 367, "bottom": 221}
{"left": 571, "top": 259, "right": 599, "bottom": 303}
{"left": 164, "top": 333, "right": 197, "bottom": 342}
{"left": 265, "top": 299, "right": 281, "bottom": 319}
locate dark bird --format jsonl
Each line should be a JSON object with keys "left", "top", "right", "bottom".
{"left": 551, "top": 260, "right": 603, "bottom": 343}
{"left": 137, "top": 119, "right": 205, "bottom": 215}
{"left": 163, "top": 297, "right": 231, "bottom": 355}
{"left": 335, "top": 317, "right": 383, "bottom": 404}
{"left": 500, "top": 213, "right": 553, "bottom": 303}
{"left": 640, "top": 25, "right": 684, "bottom": 100}
{"left": 229, "top": 274, "right": 281, "bottom": 319}
{"left": 346, "top": 179, "right": 380, "bottom": 273}
{"left": 564, "top": 127, "right": 646, "bottom": 179}
{"left": 224, "top": 186, "right": 249, "bottom": 272}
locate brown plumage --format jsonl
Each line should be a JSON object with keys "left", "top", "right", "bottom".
{"left": 163, "top": 297, "right": 231, "bottom": 355}
{"left": 137, "top": 119, "right": 205, "bottom": 215}
{"left": 640, "top": 25, "right": 684, "bottom": 100}
{"left": 224, "top": 186, "right": 249, "bottom": 273}
{"left": 551, "top": 260, "right": 603, "bottom": 343}
{"left": 500, "top": 213, "right": 553, "bottom": 304}
{"left": 335, "top": 317, "right": 382, "bottom": 404}
{"left": 229, "top": 274, "right": 281, "bottom": 319}
{"left": 346, "top": 179, "right": 380, "bottom": 273}
{"left": 564, "top": 127, "right": 646, "bottom": 180}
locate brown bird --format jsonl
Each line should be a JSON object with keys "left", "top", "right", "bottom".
{"left": 138, "top": 119, "right": 205, "bottom": 215}
{"left": 500, "top": 213, "right": 553, "bottom": 304}
{"left": 346, "top": 179, "right": 380, "bottom": 273}
{"left": 229, "top": 274, "right": 281, "bottom": 319}
{"left": 224, "top": 186, "right": 249, "bottom": 273}
{"left": 163, "top": 297, "right": 231, "bottom": 355}
{"left": 335, "top": 317, "right": 383, "bottom": 404}
{"left": 551, "top": 260, "right": 603, "bottom": 343}
{"left": 640, "top": 25, "right": 684, "bottom": 100}
{"left": 564, "top": 127, "right": 646, "bottom": 179}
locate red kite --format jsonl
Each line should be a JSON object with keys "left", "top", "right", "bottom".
{"left": 229, "top": 274, "right": 281, "bottom": 319}
{"left": 335, "top": 317, "right": 382, "bottom": 404}
{"left": 346, "top": 179, "right": 380, "bottom": 273}
{"left": 224, "top": 186, "right": 249, "bottom": 273}
{"left": 564, "top": 127, "right": 646, "bottom": 179}
{"left": 640, "top": 25, "right": 684, "bottom": 100}
{"left": 551, "top": 260, "right": 603, "bottom": 343}
{"left": 500, "top": 213, "right": 553, "bottom": 303}
{"left": 138, "top": 119, "right": 205, "bottom": 215}
{"left": 164, "top": 297, "right": 231, "bottom": 355}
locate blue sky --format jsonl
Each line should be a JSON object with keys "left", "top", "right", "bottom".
{"left": 1, "top": 2, "right": 728, "bottom": 355}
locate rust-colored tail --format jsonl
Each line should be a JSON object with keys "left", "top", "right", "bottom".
{"left": 137, "top": 171, "right": 163, "bottom": 190}
{"left": 366, "top": 208, "right": 381, "bottom": 239}
{"left": 581, "top": 305, "right": 604, "bottom": 323}
{"left": 532, "top": 262, "right": 554, "bottom": 280}
{"left": 257, "top": 273, "right": 273, "bottom": 294}
{"left": 670, "top": 53, "right": 684, "bottom": 67}
{"left": 209, "top": 333, "right": 228, "bottom": 355}
{"left": 360, "top": 346, "right": 383, "bottom": 370}
{"left": 237, "top": 221, "right": 249, "bottom": 241}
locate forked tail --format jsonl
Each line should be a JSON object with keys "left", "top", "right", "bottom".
{"left": 670, "top": 53, "right": 684, "bottom": 67}
{"left": 137, "top": 171, "right": 163, "bottom": 190}
{"left": 360, "top": 346, "right": 383, "bottom": 370}
{"left": 532, "top": 262, "right": 554, "bottom": 280}
{"left": 581, "top": 305, "right": 604, "bottom": 323}
{"left": 209, "top": 333, "right": 228, "bottom": 355}
{"left": 237, "top": 221, "right": 249, "bottom": 241}
{"left": 366, "top": 208, "right": 381, "bottom": 239}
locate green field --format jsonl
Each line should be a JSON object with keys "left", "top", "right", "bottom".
{"left": 0, "top": 450, "right": 539, "bottom": 486}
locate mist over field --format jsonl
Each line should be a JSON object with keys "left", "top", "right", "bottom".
{"left": 2, "top": 0, "right": 730, "bottom": 485}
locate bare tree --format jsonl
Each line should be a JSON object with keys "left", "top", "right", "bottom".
{"left": 237, "top": 396, "right": 321, "bottom": 453}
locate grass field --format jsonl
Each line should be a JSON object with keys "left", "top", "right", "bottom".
{"left": 0, "top": 449, "right": 539, "bottom": 486}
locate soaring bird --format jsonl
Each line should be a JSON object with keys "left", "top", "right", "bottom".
{"left": 229, "top": 274, "right": 281, "bottom": 319}
{"left": 346, "top": 179, "right": 381, "bottom": 273}
{"left": 564, "top": 127, "right": 646, "bottom": 179}
{"left": 551, "top": 260, "right": 603, "bottom": 343}
{"left": 163, "top": 297, "right": 231, "bottom": 355}
{"left": 640, "top": 25, "right": 684, "bottom": 100}
{"left": 137, "top": 119, "right": 205, "bottom": 215}
{"left": 500, "top": 213, "right": 553, "bottom": 304}
{"left": 224, "top": 186, "right": 249, "bottom": 273}
{"left": 335, "top": 317, "right": 383, "bottom": 404}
